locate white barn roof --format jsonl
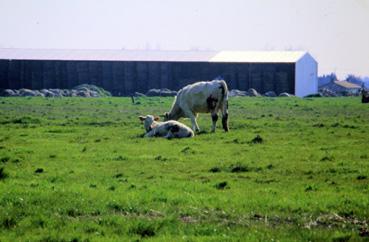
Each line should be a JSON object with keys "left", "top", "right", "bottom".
{"left": 210, "top": 51, "right": 307, "bottom": 63}
{"left": 0, "top": 48, "right": 308, "bottom": 63}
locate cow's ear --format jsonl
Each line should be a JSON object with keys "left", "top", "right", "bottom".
{"left": 154, "top": 116, "right": 160, "bottom": 121}
{"left": 139, "top": 116, "right": 146, "bottom": 121}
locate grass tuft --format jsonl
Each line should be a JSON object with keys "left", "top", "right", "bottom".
{"left": 250, "top": 135, "right": 263, "bottom": 144}
{"left": 215, "top": 181, "right": 229, "bottom": 190}
{"left": 1, "top": 217, "right": 16, "bottom": 229}
{"left": 230, "top": 164, "right": 249, "bottom": 173}
{"left": 129, "top": 222, "right": 156, "bottom": 237}
{"left": 0, "top": 167, "right": 8, "bottom": 180}
{"left": 35, "top": 168, "right": 44, "bottom": 173}
{"left": 209, "top": 167, "right": 221, "bottom": 173}
{"left": 0, "top": 156, "right": 10, "bottom": 163}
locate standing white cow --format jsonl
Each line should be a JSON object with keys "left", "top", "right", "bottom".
{"left": 164, "top": 80, "right": 229, "bottom": 132}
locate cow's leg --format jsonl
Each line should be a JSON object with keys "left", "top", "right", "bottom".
{"left": 211, "top": 112, "right": 218, "bottom": 132}
{"left": 183, "top": 110, "right": 200, "bottom": 132}
{"left": 221, "top": 100, "right": 229, "bottom": 132}
{"left": 180, "top": 104, "right": 200, "bottom": 132}
{"left": 191, "top": 114, "right": 200, "bottom": 132}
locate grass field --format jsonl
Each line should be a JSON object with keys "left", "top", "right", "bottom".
{"left": 0, "top": 96, "right": 368, "bottom": 241}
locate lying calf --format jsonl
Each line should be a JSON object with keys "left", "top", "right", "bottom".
{"left": 139, "top": 115, "right": 194, "bottom": 138}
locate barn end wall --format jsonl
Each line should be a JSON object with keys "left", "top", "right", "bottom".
{"left": 0, "top": 59, "right": 296, "bottom": 95}
{"left": 295, "top": 53, "right": 318, "bottom": 97}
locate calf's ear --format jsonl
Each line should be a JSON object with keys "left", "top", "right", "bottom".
{"left": 139, "top": 116, "right": 146, "bottom": 121}
{"left": 154, "top": 116, "right": 160, "bottom": 121}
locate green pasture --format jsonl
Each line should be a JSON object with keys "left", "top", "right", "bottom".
{"left": 0, "top": 96, "right": 368, "bottom": 241}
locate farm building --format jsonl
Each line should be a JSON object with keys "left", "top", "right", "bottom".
{"left": 0, "top": 49, "right": 318, "bottom": 97}
{"left": 320, "top": 80, "right": 361, "bottom": 95}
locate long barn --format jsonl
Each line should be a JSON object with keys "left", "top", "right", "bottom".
{"left": 0, "top": 49, "right": 317, "bottom": 97}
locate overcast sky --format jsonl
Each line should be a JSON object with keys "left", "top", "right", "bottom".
{"left": 0, "top": 0, "right": 368, "bottom": 78}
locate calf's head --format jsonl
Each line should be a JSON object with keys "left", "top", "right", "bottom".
{"left": 139, "top": 115, "right": 160, "bottom": 132}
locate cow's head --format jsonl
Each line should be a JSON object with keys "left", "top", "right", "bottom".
{"left": 163, "top": 110, "right": 183, "bottom": 121}
{"left": 139, "top": 115, "right": 160, "bottom": 132}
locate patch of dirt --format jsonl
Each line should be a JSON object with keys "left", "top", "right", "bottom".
{"left": 180, "top": 215, "right": 197, "bottom": 224}
{"left": 304, "top": 213, "right": 369, "bottom": 236}
{"left": 177, "top": 210, "right": 369, "bottom": 237}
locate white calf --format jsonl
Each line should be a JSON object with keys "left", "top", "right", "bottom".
{"left": 139, "top": 115, "right": 194, "bottom": 139}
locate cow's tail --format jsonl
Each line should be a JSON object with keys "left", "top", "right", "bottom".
{"left": 221, "top": 80, "right": 229, "bottom": 100}
{"left": 219, "top": 80, "right": 229, "bottom": 132}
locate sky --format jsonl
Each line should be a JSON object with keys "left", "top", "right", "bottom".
{"left": 0, "top": 0, "right": 368, "bottom": 78}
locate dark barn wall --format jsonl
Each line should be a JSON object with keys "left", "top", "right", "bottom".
{"left": 0, "top": 60, "right": 8, "bottom": 89}
{"left": 0, "top": 59, "right": 295, "bottom": 95}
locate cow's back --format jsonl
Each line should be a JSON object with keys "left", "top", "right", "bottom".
{"left": 177, "top": 80, "right": 226, "bottom": 113}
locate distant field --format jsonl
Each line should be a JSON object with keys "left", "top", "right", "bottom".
{"left": 0, "top": 96, "right": 368, "bottom": 241}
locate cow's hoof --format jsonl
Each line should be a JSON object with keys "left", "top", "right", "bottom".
{"left": 197, "top": 130, "right": 207, "bottom": 135}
